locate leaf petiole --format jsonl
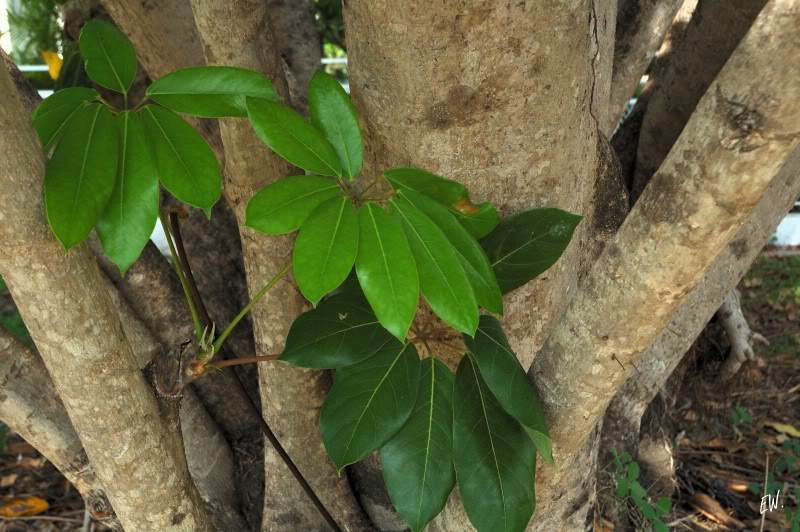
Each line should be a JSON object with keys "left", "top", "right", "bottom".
{"left": 211, "top": 261, "right": 293, "bottom": 354}
{"left": 159, "top": 211, "right": 204, "bottom": 340}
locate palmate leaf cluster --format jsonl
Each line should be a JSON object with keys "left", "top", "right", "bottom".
{"left": 32, "top": 21, "right": 582, "bottom": 532}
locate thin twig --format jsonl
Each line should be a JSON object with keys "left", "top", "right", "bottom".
{"left": 759, "top": 452, "right": 768, "bottom": 532}
{"left": 168, "top": 215, "right": 343, "bottom": 532}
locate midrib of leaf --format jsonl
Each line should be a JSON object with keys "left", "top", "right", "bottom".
{"left": 415, "top": 360, "right": 436, "bottom": 526}
{"left": 328, "top": 102, "right": 354, "bottom": 176}
{"left": 403, "top": 192, "right": 490, "bottom": 293}
{"left": 261, "top": 185, "right": 339, "bottom": 216}
{"left": 318, "top": 199, "right": 347, "bottom": 283}
{"left": 44, "top": 102, "right": 90, "bottom": 150}
{"left": 341, "top": 344, "right": 409, "bottom": 464}
{"left": 115, "top": 113, "right": 129, "bottom": 226}
{"left": 97, "top": 35, "right": 126, "bottom": 94}
{"left": 491, "top": 225, "right": 563, "bottom": 268}
{"left": 366, "top": 206, "right": 402, "bottom": 322}
{"left": 287, "top": 322, "right": 387, "bottom": 353}
{"left": 393, "top": 199, "right": 467, "bottom": 318}
{"left": 468, "top": 355, "right": 509, "bottom": 531}
{"left": 146, "top": 108, "right": 201, "bottom": 190}
{"left": 280, "top": 118, "right": 340, "bottom": 177}
{"left": 69, "top": 106, "right": 102, "bottom": 243}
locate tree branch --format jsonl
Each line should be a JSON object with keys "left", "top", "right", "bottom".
{"left": 604, "top": 0, "right": 684, "bottom": 133}
{"left": 0, "top": 64, "right": 213, "bottom": 531}
{"left": 530, "top": 0, "right": 800, "bottom": 483}
{"left": 0, "top": 327, "right": 118, "bottom": 528}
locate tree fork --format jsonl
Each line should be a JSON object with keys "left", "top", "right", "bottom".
{"left": 531, "top": 0, "right": 800, "bottom": 490}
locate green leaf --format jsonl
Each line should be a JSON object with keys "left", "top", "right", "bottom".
{"left": 32, "top": 88, "right": 98, "bottom": 150}
{"left": 321, "top": 341, "right": 421, "bottom": 471}
{"left": 245, "top": 175, "right": 341, "bottom": 235}
{"left": 142, "top": 105, "right": 221, "bottom": 214}
{"left": 96, "top": 111, "right": 159, "bottom": 273}
{"left": 44, "top": 104, "right": 117, "bottom": 249}
{"left": 385, "top": 167, "right": 500, "bottom": 239}
{"left": 79, "top": 20, "right": 137, "bottom": 93}
{"left": 147, "top": 66, "right": 277, "bottom": 118}
{"left": 246, "top": 97, "right": 342, "bottom": 176}
{"left": 464, "top": 316, "right": 553, "bottom": 465}
{"left": 453, "top": 354, "right": 536, "bottom": 532}
{"left": 481, "top": 208, "right": 582, "bottom": 294}
{"left": 356, "top": 202, "right": 419, "bottom": 341}
{"left": 656, "top": 496, "right": 672, "bottom": 515}
{"left": 280, "top": 291, "right": 395, "bottom": 368}
{"left": 294, "top": 196, "right": 358, "bottom": 305}
{"left": 615, "top": 476, "right": 630, "bottom": 498}
{"left": 399, "top": 189, "right": 503, "bottom": 314}
{"left": 627, "top": 462, "right": 640, "bottom": 480}
{"left": 390, "top": 191, "right": 478, "bottom": 336}
{"left": 308, "top": 70, "right": 363, "bottom": 179}
{"left": 382, "top": 358, "right": 455, "bottom": 532}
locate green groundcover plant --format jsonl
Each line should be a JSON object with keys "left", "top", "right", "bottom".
{"left": 33, "top": 20, "right": 583, "bottom": 531}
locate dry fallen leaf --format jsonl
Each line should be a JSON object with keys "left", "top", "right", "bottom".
{"left": 764, "top": 421, "right": 800, "bottom": 438}
{"left": 0, "top": 496, "right": 49, "bottom": 518}
{"left": 0, "top": 474, "right": 17, "bottom": 488}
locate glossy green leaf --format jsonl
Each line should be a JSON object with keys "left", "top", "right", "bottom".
{"left": 308, "top": 70, "right": 363, "bottom": 179}
{"left": 385, "top": 167, "right": 500, "bottom": 239}
{"left": 356, "top": 202, "right": 419, "bottom": 341}
{"left": 245, "top": 175, "right": 340, "bottom": 235}
{"left": 464, "top": 316, "right": 553, "bottom": 464}
{"left": 142, "top": 105, "right": 221, "bottom": 214}
{"left": 453, "top": 354, "right": 536, "bottom": 532}
{"left": 294, "top": 196, "right": 358, "bottom": 305}
{"left": 320, "top": 341, "right": 421, "bottom": 471}
{"left": 32, "top": 88, "right": 98, "bottom": 150}
{"left": 481, "top": 208, "right": 582, "bottom": 294}
{"left": 280, "top": 291, "right": 394, "bottom": 368}
{"left": 382, "top": 358, "right": 455, "bottom": 532}
{"left": 390, "top": 191, "right": 478, "bottom": 336}
{"left": 44, "top": 104, "right": 117, "bottom": 249}
{"left": 96, "top": 111, "right": 159, "bottom": 274}
{"left": 399, "top": 189, "right": 503, "bottom": 314}
{"left": 246, "top": 97, "right": 342, "bottom": 176}
{"left": 147, "top": 66, "right": 277, "bottom": 117}
{"left": 79, "top": 20, "right": 137, "bottom": 93}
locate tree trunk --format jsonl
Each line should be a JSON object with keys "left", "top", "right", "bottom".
{"left": 189, "top": 1, "right": 371, "bottom": 529}
{"left": 531, "top": 0, "right": 800, "bottom": 490}
{"left": 0, "top": 65, "right": 213, "bottom": 531}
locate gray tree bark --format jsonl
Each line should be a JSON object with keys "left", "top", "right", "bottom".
{"left": 189, "top": 1, "right": 372, "bottom": 529}
{"left": 531, "top": 0, "right": 800, "bottom": 497}
{"left": 0, "top": 64, "right": 213, "bottom": 532}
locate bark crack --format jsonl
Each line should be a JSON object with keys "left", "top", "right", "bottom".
{"left": 588, "top": 0, "right": 601, "bottom": 129}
